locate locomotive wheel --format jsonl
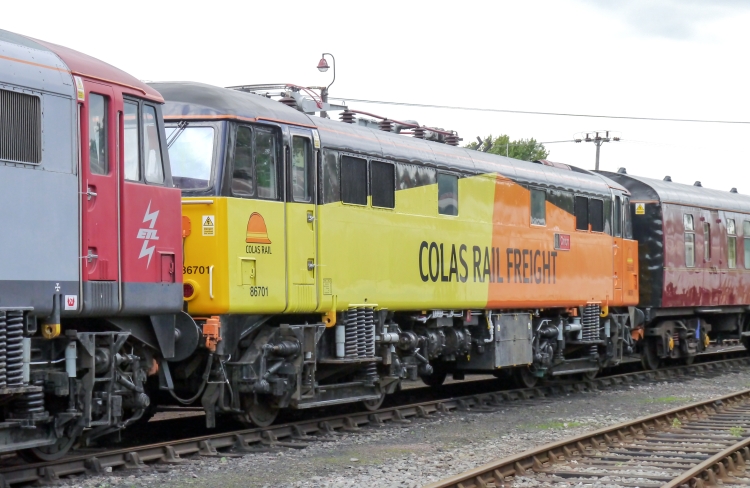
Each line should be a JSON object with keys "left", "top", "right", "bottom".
{"left": 362, "top": 389, "right": 386, "bottom": 412}
{"left": 420, "top": 370, "right": 447, "bottom": 388}
{"left": 513, "top": 366, "right": 538, "bottom": 389}
{"left": 237, "top": 396, "right": 279, "bottom": 427}
{"left": 641, "top": 340, "right": 661, "bottom": 370}
{"left": 19, "top": 425, "right": 82, "bottom": 462}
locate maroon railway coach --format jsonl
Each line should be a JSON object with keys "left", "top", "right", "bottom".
{"left": 602, "top": 170, "right": 750, "bottom": 368}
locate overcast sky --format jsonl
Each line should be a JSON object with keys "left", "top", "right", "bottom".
{"left": 5, "top": 0, "right": 749, "bottom": 192}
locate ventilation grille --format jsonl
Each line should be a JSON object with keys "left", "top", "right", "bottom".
{"left": 0, "top": 89, "right": 42, "bottom": 165}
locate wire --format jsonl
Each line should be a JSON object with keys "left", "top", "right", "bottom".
{"left": 329, "top": 97, "right": 750, "bottom": 125}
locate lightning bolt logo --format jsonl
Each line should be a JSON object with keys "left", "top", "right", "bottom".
{"left": 137, "top": 201, "right": 160, "bottom": 267}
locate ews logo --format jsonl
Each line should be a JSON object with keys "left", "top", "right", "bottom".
{"left": 137, "top": 201, "right": 159, "bottom": 267}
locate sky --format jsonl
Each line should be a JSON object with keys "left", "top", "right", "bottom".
{"left": 4, "top": 0, "right": 750, "bottom": 192}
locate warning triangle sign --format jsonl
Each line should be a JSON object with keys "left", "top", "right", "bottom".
{"left": 203, "top": 216, "right": 214, "bottom": 226}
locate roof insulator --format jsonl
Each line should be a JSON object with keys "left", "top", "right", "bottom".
{"left": 617, "top": 167, "right": 627, "bottom": 174}
{"left": 444, "top": 133, "right": 461, "bottom": 146}
{"left": 663, "top": 176, "right": 672, "bottom": 182}
{"left": 339, "top": 110, "right": 356, "bottom": 124}
{"left": 413, "top": 127, "right": 426, "bottom": 139}
{"left": 694, "top": 181, "right": 702, "bottom": 187}
{"left": 378, "top": 119, "right": 393, "bottom": 132}
{"left": 279, "top": 96, "right": 297, "bottom": 108}
{"left": 731, "top": 187, "right": 738, "bottom": 193}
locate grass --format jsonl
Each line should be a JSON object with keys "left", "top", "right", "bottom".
{"left": 730, "top": 426, "right": 745, "bottom": 437}
{"left": 528, "top": 421, "right": 584, "bottom": 430}
{"left": 641, "top": 396, "right": 688, "bottom": 404}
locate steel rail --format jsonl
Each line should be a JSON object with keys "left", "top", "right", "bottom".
{"left": 426, "top": 384, "right": 750, "bottom": 488}
{"left": 1, "top": 355, "right": 749, "bottom": 486}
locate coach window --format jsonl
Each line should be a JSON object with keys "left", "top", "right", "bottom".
{"left": 728, "top": 218, "right": 737, "bottom": 268}
{"left": 438, "top": 173, "right": 458, "bottom": 216}
{"left": 704, "top": 223, "right": 711, "bottom": 261}
{"left": 613, "top": 196, "right": 622, "bottom": 237}
{"left": 292, "top": 136, "right": 312, "bottom": 202}
{"left": 589, "top": 199, "right": 604, "bottom": 232}
{"left": 744, "top": 221, "right": 750, "bottom": 269}
{"left": 371, "top": 161, "right": 395, "bottom": 209}
{"left": 123, "top": 101, "right": 140, "bottom": 181}
{"left": 575, "top": 196, "right": 588, "bottom": 231}
{"left": 256, "top": 129, "right": 278, "bottom": 199}
{"left": 530, "top": 189, "right": 546, "bottom": 226}
{"left": 88, "top": 93, "right": 108, "bottom": 175}
{"left": 341, "top": 155, "right": 367, "bottom": 205}
{"left": 684, "top": 214, "right": 695, "bottom": 267}
{"left": 232, "top": 126, "right": 254, "bottom": 196}
{"left": 143, "top": 105, "right": 164, "bottom": 184}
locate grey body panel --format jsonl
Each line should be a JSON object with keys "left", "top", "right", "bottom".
{"left": 0, "top": 33, "right": 79, "bottom": 316}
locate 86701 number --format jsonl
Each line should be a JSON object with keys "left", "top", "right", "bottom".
{"left": 183, "top": 266, "right": 209, "bottom": 275}
{"left": 249, "top": 286, "right": 268, "bottom": 297}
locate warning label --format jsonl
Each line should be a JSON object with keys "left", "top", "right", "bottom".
{"left": 202, "top": 215, "right": 215, "bottom": 236}
{"left": 635, "top": 203, "right": 645, "bottom": 215}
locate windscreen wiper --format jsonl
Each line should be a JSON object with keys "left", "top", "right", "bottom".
{"left": 167, "top": 120, "right": 189, "bottom": 148}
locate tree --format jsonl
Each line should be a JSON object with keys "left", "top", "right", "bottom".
{"left": 466, "top": 134, "right": 549, "bottom": 161}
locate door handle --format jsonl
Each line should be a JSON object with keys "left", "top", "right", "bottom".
{"left": 306, "top": 212, "right": 315, "bottom": 223}
{"left": 86, "top": 249, "right": 98, "bottom": 262}
{"left": 307, "top": 260, "right": 315, "bottom": 271}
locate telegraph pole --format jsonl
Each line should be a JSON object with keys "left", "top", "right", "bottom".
{"left": 575, "top": 131, "right": 620, "bottom": 171}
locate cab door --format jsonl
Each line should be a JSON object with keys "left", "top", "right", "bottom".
{"left": 284, "top": 128, "right": 318, "bottom": 312}
{"left": 80, "top": 80, "right": 119, "bottom": 313}
{"left": 611, "top": 193, "right": 624, "bottom": 303}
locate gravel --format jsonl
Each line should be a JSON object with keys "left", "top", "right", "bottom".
{"left": 54, "top": 365, "right": 750, "bottom": 488}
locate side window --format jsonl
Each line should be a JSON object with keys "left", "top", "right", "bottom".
{"left": 613, "top": 196, "right": 622, "bottom": 237}
{"left": 437, "top": 173, "right": 458, "bottom": 216}
{"left": 684, "top": 214, "right": 695, "bottom": 267}
{"left": 88, "top": 93, "right": 108, "bottom": 175}
{"left": 341, "top": 155, "right": 367, "bottom": 205}
{"left": 530, "top": 189, "right": 546, "bottom": 226}
{"left": 623, "top": 197, "right": 633, "bottom": 239}
{"left": 728, "top": 218, "right": 737, "bottom": 269}
{"left": 123, "top": 101, "right": 140, "bottom": 181}
{"left": 322, "top": 150, "right": 340, "bottom": 204}
{"left": 575, "top": 196, "right": 588, "bottom": 231}
{"left": 255, "top": 129, "right": 277, "bottom": 199}
{"left": 744, "top": 221, "right": 750, "bottom": 269}
{"left": 232, "top": 126, "right": 254, "bottom": 196}
{"left": 143, "top": 105, "right": 164, "bottom": 184}
{"left": 291, "top": 136, "right": 312, "bottom": 203}
{"left": 371, "top": 161, "right": 395, "bottom": 209}
{"left": 589, "top": 199, "right": 604, "bottom": 232}
{"left": 704, "top": 223, "right": 711, "bottom": 261}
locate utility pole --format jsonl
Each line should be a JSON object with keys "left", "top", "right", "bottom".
{"left": 575, "top": 131, "right": 620, "bottom": 171}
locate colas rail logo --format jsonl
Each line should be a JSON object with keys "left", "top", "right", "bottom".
{"left": 137, "top": 201, "right": 159, "bottom": 267}
{"left": 245, "top": 212, "right": 272, "bottom": 254}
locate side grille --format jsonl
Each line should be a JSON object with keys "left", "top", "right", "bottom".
{"left": 0, "top": 89, "right": 42, "bottom": 165}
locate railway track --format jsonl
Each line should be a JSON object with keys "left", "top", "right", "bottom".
{"left": 1, "top": 354, "right": 749, "bottom": 487}
{"left": 426, "top": 386, "right": 750, "bottom": 488}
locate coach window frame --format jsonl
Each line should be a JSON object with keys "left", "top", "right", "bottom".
{"left": 370, "top": 159, "right": 395, "bottom": 210}
{"left": 704, "top": 222, "right": 711, "bottom": 262}
{"left": 684, "top": 213, "right": 695, "bottom": 268}
{"left": 437, "top": 171, "right": 459, "bottom": 216}
{"left": 727, "top": 217, "right": 737, "bottom": 269}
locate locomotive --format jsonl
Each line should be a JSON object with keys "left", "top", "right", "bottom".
{"left": 153, "top": 81, "right": 642, "bottom": 427}
{"left": 0, "top": 30, "right": 194, "bottom": 459}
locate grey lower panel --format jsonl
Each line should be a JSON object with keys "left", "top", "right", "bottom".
{"left": 81, "top": 281, "right": 119, "bottom": 316}
{"left": 0, "top": 280, "right": 78, "bottom": 317}
{"left": 121, "top": 282, "right": 182, "bottom": 315}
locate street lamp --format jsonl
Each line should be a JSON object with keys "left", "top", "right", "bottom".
{"left": 316, "top": 53, "right": 335, "bottom": 118}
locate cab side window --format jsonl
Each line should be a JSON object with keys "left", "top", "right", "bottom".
{"left": 88, "top": 93, "right": 108, "bottom": 175}
{"left": 589, "top": 199, "right": 604, "bottom": 232}
{"left": 143, "top": 105, "right": 164, "bottom": 184}
{"left": 613, "top": 196, "right": 622, "bottom": 237}
{"left": 232, "top": 126, "right": 254, "bottom": 196}
{"left": 123, "top": 101, "right": 140, "bottom": 181}
{"left": 256, "top": 129, "right": 277, "bottom": 199}
{"left": 575, "top": 196, "right": 588, "bottom": 230}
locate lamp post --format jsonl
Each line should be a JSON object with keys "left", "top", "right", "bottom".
{"left": 316, "top": 53, "right": 335, "bottom": 118}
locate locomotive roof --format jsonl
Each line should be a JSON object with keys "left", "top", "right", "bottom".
{"left": 601, "top": 171, "right": 750, "bottom": 213}
{"left": 154, "top": 81, "right": 627, "bottom": 197}
{"left": 0, "top": 29, "right": 162, "bottom": 103}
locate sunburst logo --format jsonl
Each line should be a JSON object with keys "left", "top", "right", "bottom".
{"left": 246, "top": 212, "right": 271, "bottom": 244}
